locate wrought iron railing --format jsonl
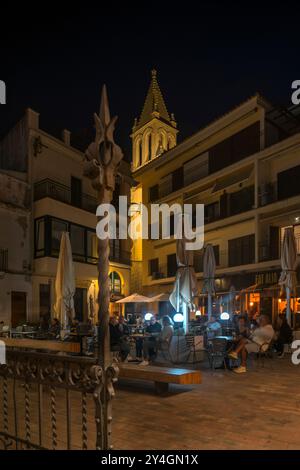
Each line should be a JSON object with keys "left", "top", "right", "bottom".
{"left": 34, "top": 179, "right": 98, "bottom": 214}
{"left": 0, "top": 349, "right": 118, "bottom": 450}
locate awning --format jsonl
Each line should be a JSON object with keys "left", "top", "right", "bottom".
{"left": 240, "top": 284, "right": 261, "bottom": 293}
{"left": 212, "top": 166, "right": 253, "bottom": 193}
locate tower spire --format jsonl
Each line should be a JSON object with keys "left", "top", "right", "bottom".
{"left": 137, "top": 69, "right": 175, "bottom": 129}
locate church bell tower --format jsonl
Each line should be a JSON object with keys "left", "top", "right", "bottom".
{"left": 131, "top": 70, "right": 178, "bottom": 170}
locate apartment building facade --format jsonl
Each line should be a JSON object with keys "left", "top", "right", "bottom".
{"left": 131, "top": 74, "right": 300, "bottom": 322}
{"left": 0, "top": 108, "right": 132, "bottom": 326}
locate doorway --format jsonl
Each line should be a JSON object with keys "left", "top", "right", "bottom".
{"left": 11, "top": 291, "right": 27, "bottom": 327}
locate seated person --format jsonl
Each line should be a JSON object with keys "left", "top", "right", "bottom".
{"left": 136, "top": 315, "right": 162, "bottom": 360}
{"left": 48, "top": 318, "right": 61, "bottom": 339}
{"left": 205, "top": 315, "right": 222, "bottom": 339}
{"left": 228, "top": 314, "right": 274, "bottom": 374}
{"left": 118, "top": 315, "right": 130, "bottom": 335}
{"left": 109, "top": 316, "right": 130, "bottom": 361}
{"left": 235, "top": 316, "right": 250, "bottom": 339}
{"left": 274, "top": 314, "right": 293, "bottom": 358}
{"left": 140, "top": 315, "right": 173, "bottom": 366}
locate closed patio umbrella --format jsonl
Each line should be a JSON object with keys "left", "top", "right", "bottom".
{"left": 279, "top": 227, "right": 298, "bottom": 326}
{"left": 169, "top": 236, "right": 198, "bottom": 333}
{"left": 54, "top": 232, "right": 76, "bottom": 330}
{"left": 202, "top": 244, "right": 216, "bottom": 320}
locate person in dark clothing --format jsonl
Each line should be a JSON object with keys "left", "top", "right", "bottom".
{"left": 109, "top": 317, "right": 130, "bottom": 361}
{"left": 48, "top": 318, "right": 61, "bottom": 338}
{"left": 118, "top": 315, "right": 130, "bottom": 335}
{"left": 135, "top": 315, "right": 161, "bottom": 360}
{"left": 274, "top": 314, "right": 293, "bottom": 357}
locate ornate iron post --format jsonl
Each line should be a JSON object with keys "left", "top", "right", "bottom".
{"left": 84, "top": 85, "right": 123, "bottom": 449}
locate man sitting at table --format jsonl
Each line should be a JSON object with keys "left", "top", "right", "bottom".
{"left": 205, "top": 315, "right": 222, "bottom": 339}
{"left": 228, "top": 314, "right": 274, "bottom": 374}
{"left": 109, "top": 316, "right": 130, "bottom": 361}
{"left": 140, "top": 315, "right": 173, "bottom": 366}
{"left": 136, "top": 315, "right": 162, "bottom": 360}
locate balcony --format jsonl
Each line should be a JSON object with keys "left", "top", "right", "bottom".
{"left": 34, "top": 179, "right": 97, "bottom": 214}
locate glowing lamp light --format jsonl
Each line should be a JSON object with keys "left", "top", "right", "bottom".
{"left": 195, "top": 310, "right": 201, "bottom": 317}
{"left": 173, "top": 313, "right": 184, "bottom": 323}
{"left": 144, "top": 313, "right": 153, "bottom": 321}
{"left": 249, "top": 302, "right": 254, "bottom": 307}
{"left": 278, "top": 299, "right": 282, "bottom": 303}
{"left": 220, "top": 312, "right": 230, "bottom": 321}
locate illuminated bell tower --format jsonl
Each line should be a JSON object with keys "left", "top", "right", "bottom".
{"left": 131, "top": 69, "right": 178, "bottom": 170}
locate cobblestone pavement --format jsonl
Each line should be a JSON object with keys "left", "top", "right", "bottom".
{"left": 112, "top": 356, "right": 300, "bottom": 450}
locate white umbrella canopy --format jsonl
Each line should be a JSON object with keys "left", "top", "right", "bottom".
{"left": 169, "top": 237, "right": 198, "bottom": 332}
{"left": 202, "top": 244, "right": 216, "bottom": 320}
{"left": 115, "top": 293, "right": 152, "bottom": 303}
{"left": 54, "top": 232, "right": 76, "bottom": 329}
{"left": 150, "top": 293, "right": 170, "bottom": 302}
{"left": 279, "top": 227, "right": 298, "bottom": 326}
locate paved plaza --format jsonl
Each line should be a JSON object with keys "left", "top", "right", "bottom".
{"left": 112, "top": 357, "right": 300, "bottom": 450}
{"left": 1, "top": 355, "right": 300, "bottom": 450}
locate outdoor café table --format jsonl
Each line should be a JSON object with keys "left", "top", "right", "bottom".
{"left": 10, "top": 330, "right": 38, "bottom": 339}
{"left": 213, "top": 335, "right": 234, "bottom": 369}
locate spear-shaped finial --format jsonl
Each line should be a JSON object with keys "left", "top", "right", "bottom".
{"left": 99, "top": 84, "right": 111, "bottom": 127}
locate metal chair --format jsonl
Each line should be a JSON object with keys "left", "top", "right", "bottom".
{"left": 185, "top": 334, "right": 198, "bottom": 364}
{"left": 206, "top": 337, "right": 228, "bottom": 370}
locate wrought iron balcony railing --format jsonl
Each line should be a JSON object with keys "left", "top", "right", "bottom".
{"left": 34, "top": 179, "right": 98, "bottom": 214}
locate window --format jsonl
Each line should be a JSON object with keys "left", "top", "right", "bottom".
{"left": 109, "top": 271, "right": 122, "bottom": 294}
{"left": 71, "top": 177, "right": 82, "bottom": 208}
{"left": 51, "top": 219, "right": 68, "bottom": 255}
{"left": 34, "top": 216, "right": 99, "bottom": 264}
{"left": 277, "top": 164, "right": 300, "bottom": 200}
{"left": 172, "top": 167, "right": 184, "bottom": 192}
{"left": 204, "top": 202, "right": 219, "bottom": 223}
{"left": 137, "top": 139, "right": 143, "bottom": 167}
{"left": 159, "top": 173, "right": 172, "bottom": 198}
{"left": 87, "top": 231, "right": 97, "bottom": 264}
{"left": 184, "top": 152, "right": 209, "bottom": 186}
{"left": 147, "top": 133, "right": 152, "bottom": 161}
{"left": 167, "top": 253, "right": 177, "bottom": 277}
{"left": 149, "top": 184, "right": 159, "bottom": 202}
{"left": 35, "top": 218, "right": 45, "bottom": 256}
{"left": 228, "top": 234, "right": 255, "bottom": 267}
{"left": 110, "top": 239, "right": 120, "bottom": 261}
{"left": 229, "top": 186, "right": 254, "bottom": 216}
{"left": 194, "top": 245, "right": 220, "bottom": 272}
{"left": 70, "top": 224, "right": 85, "bottom": 262}
{"left": 39, "top": 284, "right": 51, "bottom": 316}
{"left": 209, "top": 122, "right": 260, "bottom": 174}
{"left": 149, "top": 258, "right": 159, "bottom": 276}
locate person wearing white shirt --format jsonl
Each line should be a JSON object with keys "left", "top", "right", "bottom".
{"left": 228, "top": 314, "right": 274, "bottom": 373}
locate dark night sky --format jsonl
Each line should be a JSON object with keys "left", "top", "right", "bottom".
{"left": 0, "top": 4, "right": 299, "bottom": 161}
